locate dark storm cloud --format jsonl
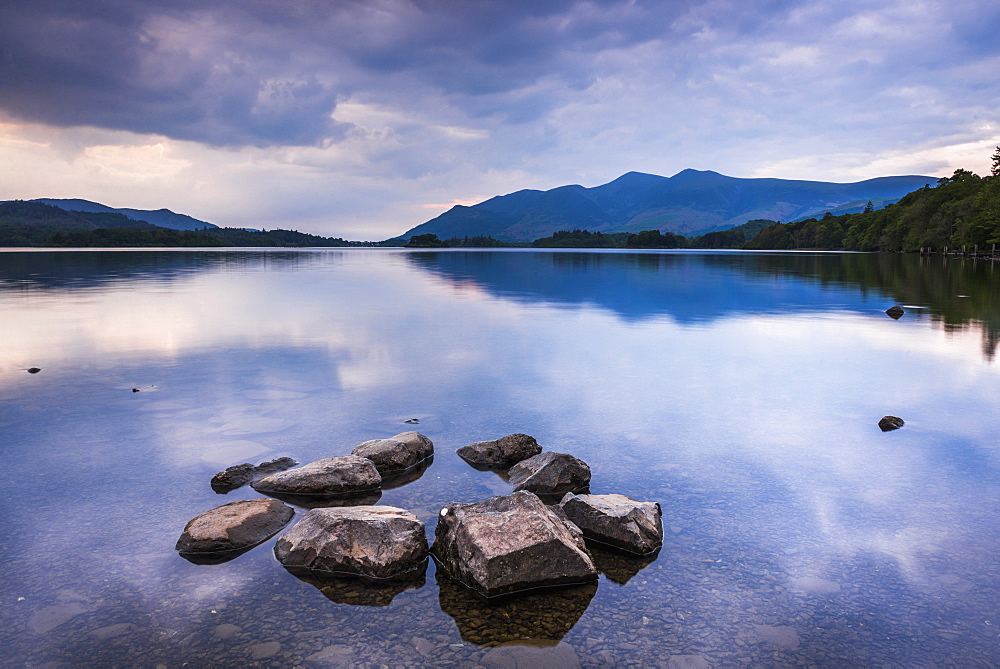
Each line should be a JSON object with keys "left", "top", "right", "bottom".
{"left": 0, "top": 0, "right": 697, "bottom": 146}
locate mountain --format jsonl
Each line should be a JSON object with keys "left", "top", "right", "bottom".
{"left": 30, "top": 198, "right": 216, "bottom": 231}
{"left": 396, "top": 170, "right": 937, "bottom": 242}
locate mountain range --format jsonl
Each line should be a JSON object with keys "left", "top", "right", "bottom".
{"left": 397, "top": 169, "right": 937, "bottom": 242}
{"left": 28, "top": 198, "right": 216, "bottom": 231}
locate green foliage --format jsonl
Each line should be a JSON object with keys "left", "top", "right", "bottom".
{"left": 45, "top": 228, "right": 223, "bottom": 247}
{"left": 203, "top": 227, "right": 360, "bottom": 247}
{"left": 405, "top": 233, "right": 449, "bottom": 247}
{"left": 531, "top": 229, "right": 627, "bottom": 248}
{"left": 748, "top": 167, "right": 1000, "bottom": 252}
{"left": 625, "top": 229, "right": 685, "bottom": 248}
{"left": 443, "top": 235, "right": 513, "bottom": 247}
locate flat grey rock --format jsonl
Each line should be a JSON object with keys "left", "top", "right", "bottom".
{"left": 251, "top": 455, "right": 381, "bottom": 496}
{"left": 432, "top": 491, "right": 596, "bottom": 597}
{"left": 351, "top": 431, "right": 433, "bottom": 474}
{"left": 175, "top": 498, "right": 294, "bottom": 554}
{"left": 559, "top": 493, "right": 663, "bottom": 554}
{"left": 456, "top": 433, "right": 541, "bottom": 467}
{"left": 508, "top": 452, "right": 591, "bottom": 496}
{"left": 275, "top": 505, "right": 428, "bottom": 579}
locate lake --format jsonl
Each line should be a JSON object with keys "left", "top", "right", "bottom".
{"left": 1, "top": 248, "right": 999, "bottom": 667}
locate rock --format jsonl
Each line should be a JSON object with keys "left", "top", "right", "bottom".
{"left": 432, "top": 491, "right": 597, "bottom": 598}
{"left": 754, "top": 624, "right": 800, "bottom": 650}
{"left": 508, "top": 452, "right": 591, "bottom": 497}
{"left": 175, "top": 498, "right": 294, "bottom": 555}
{"left": 211, "top": 463, "right": 256, "bottom": 491}
{"left": 26, "top": 367, "right": 41, "bottom": 374}
{"left": 274, "top": 505, "right": 428, "bottom": 579}
{"left": 456, "top": 433, "right": 541, "bottom": 467}
{"left": 791, "top": 575, "right": 841, "bottom": 596}
{"left": 351, "top": 431, "right": 434, "bottom": 474}
{"left": 666, "top": 655, "right": 711, "bottom": 669}
{"left": 212, "top": 623, "right": 241, "bottom": 639}
{"left": 558, "top": 493, "right": 662, "bottom": 555}
{"left": 212, "top": 457, "right": 299, "bottom": 493}
{"left": 885, "top": 305, "right": 904, "bottom": 319}
{"left": 878, "top": 415, "right": 905, "bottom": 431}
{"left": 249, "top": 641, "right": 281, "bottom": 659}
{"left": 251, "top": 455, "right": 380, "bottom": 496}
{"left": 480, "top": 640, "right": 582, "bottom": 668}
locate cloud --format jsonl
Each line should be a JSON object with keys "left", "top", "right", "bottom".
{"left": 0, "top": 0, "right": 998, "bottom": 238}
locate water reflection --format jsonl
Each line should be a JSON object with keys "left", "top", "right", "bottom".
{"left": 289, "top": 563, "right": 428, "bottom": 607}
{"left": 436, "top": 569, "right": 597, "bottom": 645}
{"left": 2, "top": 249, "right": 1000, "bottom": 666}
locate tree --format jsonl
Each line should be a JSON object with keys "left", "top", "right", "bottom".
{"left": 992, "top": 146, "right": 1000, "bottom": 178}
{"left": 864, "top": 200, "right": 874, "bottom": 214}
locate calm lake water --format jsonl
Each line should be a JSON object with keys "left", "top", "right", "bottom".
{"left": 1, "top": 248, "right": 999, "bottom": 667}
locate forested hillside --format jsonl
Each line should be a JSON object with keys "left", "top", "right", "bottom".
{"left": 748, "top": 164, "right": 1000, "bottom": 252}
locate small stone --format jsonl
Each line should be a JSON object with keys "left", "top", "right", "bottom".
{"left": 791, "top": 576, "right": 841, "bottom": 596}
{"left": 885, "top": 305, "right": 904, "bottom": 319}
{"left": 213, "top": 623, "right": 241, "bottom": 639}
{"left": 250, "top": 641, "right": 281, "bottom": 659}
{"left": 878, "top": 415, "right": 905, "bottom": 432}
{"left": 27, "top": 367, "right": 41, "bottom": 374}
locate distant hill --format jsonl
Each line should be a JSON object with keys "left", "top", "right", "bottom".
{"left": 30, "top": 198, "right": 216, "bottom": 231}
{"left": 395, "top": 170, "right": 937, "bottom": 242}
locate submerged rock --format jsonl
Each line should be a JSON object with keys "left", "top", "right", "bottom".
{"left": 351, "top": 431, "right": 434, "bottom": 474}
{"left": 480, "top": 640, "right": 582, "bottom": 669}
{"left": 508, "top": 452, "right": 591, "bottom": 497}
{"left": 878, "top": 415, "right": 905, "bottom": 431}
{"left": 274, "top": 506, "right": 428, "bottom": 579}
{"left": 175, "top": 498, "right": 294, "bottom": 555}
{"left": 885, "top": 305, "right": 905, "bottom": 319}
{"left": 456, "top": 433, "right": 541, "bottom": 467}
{"left": 558, "top": 493, "right": 663, "bottom": 555}
{"left": 211, "top": 463, "right": 256, "bottom": 491}
{"left": 432, "top": 491, "right": 597, "bottom": 598}
{"left": 251, "top": 455, "right": 381, "bottom": 496}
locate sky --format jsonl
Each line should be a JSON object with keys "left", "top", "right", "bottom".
{"left": 1, "top": 0, "right": 998, "bottom": 240}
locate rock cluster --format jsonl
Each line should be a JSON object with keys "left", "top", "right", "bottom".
{"left": 176, "top": 429, "right": 662, "bottom": 606}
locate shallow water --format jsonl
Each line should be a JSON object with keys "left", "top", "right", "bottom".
{"left": 1, "top": 248, "right": 999, "bottom": 667}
